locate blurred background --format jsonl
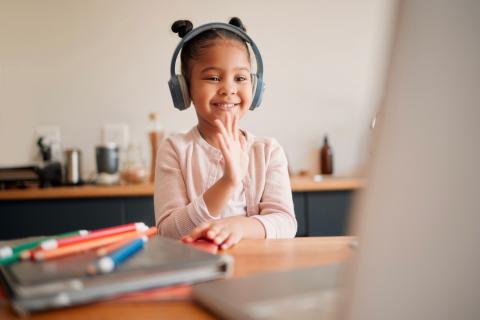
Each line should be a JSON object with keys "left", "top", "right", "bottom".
{"left": 0, "top": 0, "right": 396, "bottom": 178}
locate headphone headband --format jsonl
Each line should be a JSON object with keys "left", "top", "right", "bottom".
{"left": 169, "top": 23, "right": 264, "bottom": 80}
{"left": 168, "top": 22, "right": 265, "bottom": 111}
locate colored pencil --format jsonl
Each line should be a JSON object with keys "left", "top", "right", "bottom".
{"left": 0, "top": 230, "right": 88, "bottom": 261}
{"left": 33, "top": 229, "right": 147, "bottom": 261}
{"left": 0, "top": 251, "right": 22, "bottom": 266}
{"left": 40, "top": 222, "right": 147, "bottom": 251}
{"left": 87, "top": 237, "right": 147, "bottom": 275}
{"left": 96, "top": 226, "right": 157, "bottom": 257}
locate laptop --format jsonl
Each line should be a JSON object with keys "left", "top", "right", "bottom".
{"left": 193, "top": 264, "right": 345, "bottom": 320}
{"left": 193, "top": 1, "right": 480, "bottom": 319}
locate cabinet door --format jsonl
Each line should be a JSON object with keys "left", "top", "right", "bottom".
{"left": 292, "top": 193, "right": 307, "bottom": 237}
{"left": 0, "top": 199, "right": 124, "bottom": 240}
{"left": 125, "top": 197, "right": 155, "bottom": 227}
{"left": 307, "top": 191, "right": 353, "bottom": 236}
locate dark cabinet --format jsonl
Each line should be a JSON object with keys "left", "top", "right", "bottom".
{"left": 0, "top": 191, "right": 353, "bottom": 240}
{"left": 124, "top": 198, "right": 155, "bottom": 226}
{"left": 0, "top": 197, "right": 154, "bottom": 240}
{"left": 292, "top": 191, "right": 353, "bottom": 237}
{"left": 305, "top": 191, "right": 353, "bottom": 236}
{"left": 292, "top": 193, "right": 307, "bottom": 237}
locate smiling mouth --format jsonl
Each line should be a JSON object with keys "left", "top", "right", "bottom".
{"left": 212, "top": 103, "right": 240, "bottom": 111}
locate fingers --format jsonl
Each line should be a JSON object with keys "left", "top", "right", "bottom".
{"left": 212, "top": 228, "right": 231, "bottom": 245}
{"left": 214, "top": 119, "right": 228, "bottom": 137}
{"left": 220, "top": 232, "right": 241, "bottom": 250}
{"left": 232, "top": 112, "right": 238, "bottom": 141}
{"left": 215, "top": 112, "right": 242, "bottom": 145}
{"left": 206, "top": 223, "right": 224, "bottom": 241}
{"left": 182, "top": 222, "right": 211, "bottom": 243}
{"left": 239, "top": 133, "right": 246, "bottom": 150}
{"left": 225, "top": 111, "right": 233, "bottom": 136}
{"left": 217, "top": 133, "right": 231, "bottom": 163}
{"left": 215, "top": 120, "right": 230, "bottom": 146}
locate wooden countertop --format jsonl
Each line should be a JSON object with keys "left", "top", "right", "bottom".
{"left": 0, "top": 176, "right": 364, "bottom": 201}
{"left": 0, "top": 236, "right": 354, "bottom": 320}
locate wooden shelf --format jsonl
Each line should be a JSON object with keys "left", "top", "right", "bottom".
{"left": 0, "top": 184, "right": 154, "bottom": 201}
{"left": 291, "top": 176, "right": 365, "bottom": 192}
{"left": 0, "top": 176, "right": 364, "bottom": 201}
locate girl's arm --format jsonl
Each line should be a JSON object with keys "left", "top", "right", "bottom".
{"left": 154, "top": 139, "right": 225, "bottom": 238}
{"left": 155, "top": 114, "right": 253, "bottom": 240}
{"left": 251, "top": 139, "right": 297, "bottom": 239}
{"left": 203, "top": 113, "right": 249, "bottom": 217}
{"left": 183, "top": 139, "right": 296, "bottom": 248}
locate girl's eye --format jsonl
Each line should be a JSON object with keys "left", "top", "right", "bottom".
{"left": 207, "top": 76, "right": 220, "bottom": 81}
{"left": 236, "top": 76, "right": 248, "bottom": 81}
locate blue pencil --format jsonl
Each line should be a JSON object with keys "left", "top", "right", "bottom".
{"left": 87, "top": 236, "right": 147, "bottom": 274}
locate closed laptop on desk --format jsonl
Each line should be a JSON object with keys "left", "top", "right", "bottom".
{"left": 193, "top": 264, "right": 344, "bottom": 320}
{"left": 0, "top": 236, "right": 232, "bottom": 314}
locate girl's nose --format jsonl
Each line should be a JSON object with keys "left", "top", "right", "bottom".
{"left": 218, "top": 83, "right": 237, "bottom": 96}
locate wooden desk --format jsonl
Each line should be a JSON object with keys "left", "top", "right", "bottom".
{"left": 0, "top": 237, "right": 354, "bottom": 320}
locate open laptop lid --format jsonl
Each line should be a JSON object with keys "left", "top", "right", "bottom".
{"left": 343, "top": 1, "right": 480, "bottom": 319}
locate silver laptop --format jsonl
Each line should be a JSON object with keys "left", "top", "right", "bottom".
{"left": 193, "top": 264, "right": 345, "bottom": 320}
{"left": 193, "top": 1, "right": 480, "bottom": 319}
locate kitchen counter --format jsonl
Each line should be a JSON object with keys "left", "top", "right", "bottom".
{"left": 0, "top": 176, "right": 364, "bottom": 201}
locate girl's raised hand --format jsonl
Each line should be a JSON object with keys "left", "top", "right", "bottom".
{"left": 215, "top": 112, "right": 249, "bottom": 186}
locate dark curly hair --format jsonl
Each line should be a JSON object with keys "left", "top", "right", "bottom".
{"left": 171, "top": 17, "right": 251, "bottom": 82}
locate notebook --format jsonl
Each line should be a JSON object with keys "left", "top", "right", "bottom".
{"left": 0, "top": 236, "right": 232, "bottom": 314}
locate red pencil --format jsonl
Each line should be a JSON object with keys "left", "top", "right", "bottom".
{"left": 96, "top": 227, "right": 157, "bottom": 257}
{"left": 33, "top": 229, "right": 147, "bottom": 261}
{"left": 40, "top": 223, "right": 148, "bottom": 251}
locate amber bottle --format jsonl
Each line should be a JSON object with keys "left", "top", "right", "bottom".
{"left": 320, "top": 135, "right": 333, "bottom": 175}
{"left": 149, "top": 113, "right": 165, "bottom": 182}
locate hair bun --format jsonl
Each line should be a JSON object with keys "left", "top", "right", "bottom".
{"left": 229, "top": 17, "right": 247, "bottom": 32}
{"left": 171, "top": 20, "right": 193, "bottom": 38}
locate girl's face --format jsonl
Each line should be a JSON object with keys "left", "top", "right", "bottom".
{"left": 188, "top": 39, "right": 253, "bottom": 130}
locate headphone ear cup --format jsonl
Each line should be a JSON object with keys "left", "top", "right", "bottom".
{"left": 177, "top": 75, "right": 191, "bottom": 109}
{"left": 250, "top": 74, "right": 264, "bottom": 110}
{"left": 168, "top": 74, "right": 191, "bottom": 110}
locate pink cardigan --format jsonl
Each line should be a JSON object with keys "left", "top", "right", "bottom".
{"left": 154, "top": 126, "right": 297, "bottom": 239}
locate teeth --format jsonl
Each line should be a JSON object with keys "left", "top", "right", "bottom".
{"left": 213, "top": 103, "right": 237, "bottom": 110}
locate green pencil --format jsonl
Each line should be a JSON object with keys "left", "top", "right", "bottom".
{"left": 0, "top": 230, "right": 88, "bottom": 264}
{"left": 0, "top": 251, "right": 22, "bottom": 266}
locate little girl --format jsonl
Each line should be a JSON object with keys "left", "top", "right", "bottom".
{"left": 154, "top": 17, "right": 297, "bottom": 249}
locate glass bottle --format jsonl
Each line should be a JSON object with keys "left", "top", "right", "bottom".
{"left": 148, "top": 113, "right": 165, "bottom": 183}
{"left": 320, "top": 135, "right": 334, "bottom": 175}
{"left": 120, "top": 141, "right": 147, "bottom": 184}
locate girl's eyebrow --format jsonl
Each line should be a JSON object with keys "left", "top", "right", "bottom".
{"left": 200, "top": 66, "right": 250, "bottom": 73}
{"left": 200, "top": 67, "right": 220, "bottom": 73}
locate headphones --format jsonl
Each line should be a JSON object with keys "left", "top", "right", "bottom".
{"left": 168, "top": 22, "right": 265, "bottom": 111}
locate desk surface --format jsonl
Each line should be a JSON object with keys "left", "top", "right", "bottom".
{"left": 0, "top": 176, "right": 364, "bottom": 201}
{"left": 0, "top": 236, "right": 354, "bottom": 320}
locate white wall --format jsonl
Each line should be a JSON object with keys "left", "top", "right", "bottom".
{"left": 0, "top": 0, "right": 395, "bottom": 177}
